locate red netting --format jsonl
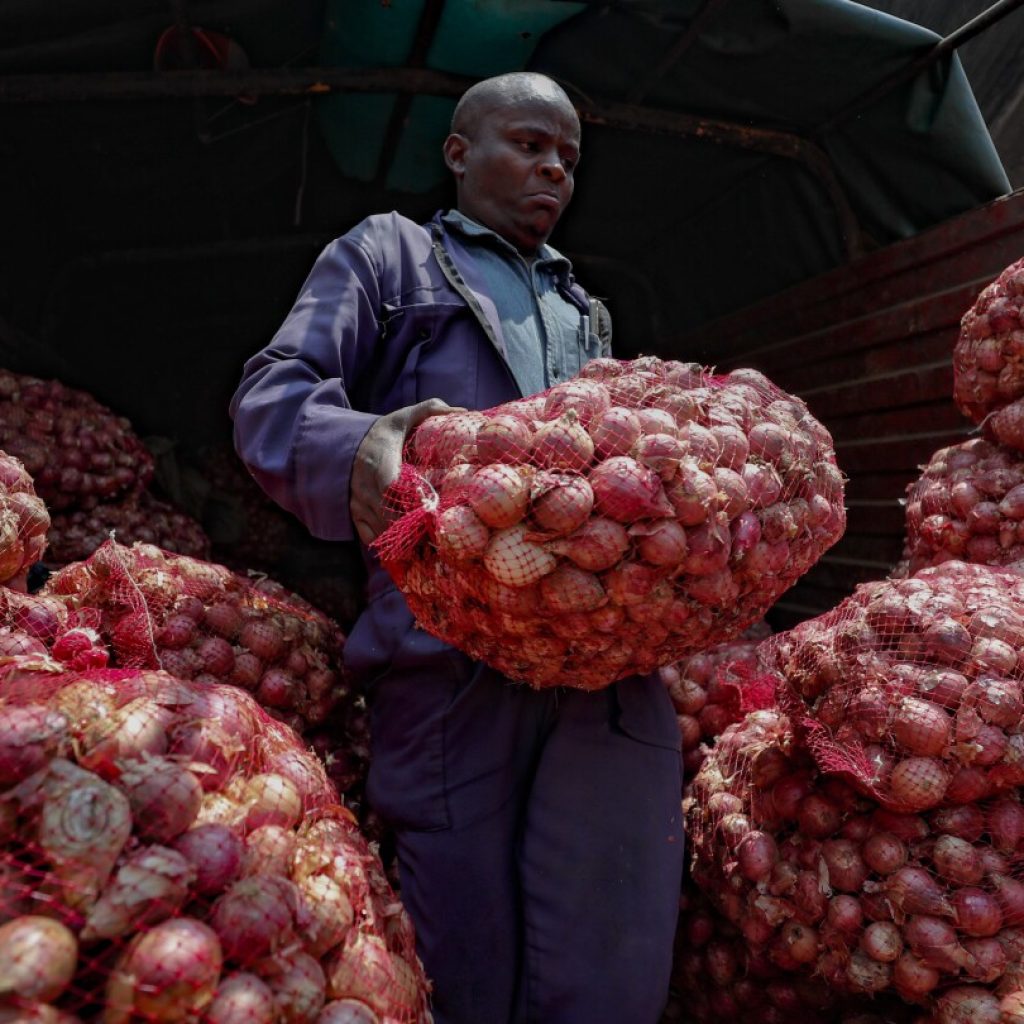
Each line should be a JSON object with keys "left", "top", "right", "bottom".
{"left": 0, "top": 661, "right": 431, "bottom": 1023}
{"left": 37, "top": 541, "right": 370, "bottom": 809}
{"left": 0, "top": 370, "right": 153, "bottom": 511}
{"left": 769, "top": 560, "right": 1024, "bottom": 814}
{"left": 47, "top": 491, "right": 211, "bottom": 566}
{"left": 664, "top": 885, "right": 918, "bottom": 1024}
{"left": 901, "top": 437, "right": 1024, "bottom": 575}
{"left": 687, "top": 706, "right": 1024, "bottom": 1016}
{"left": 661, "top": 633, "right": 775, "bottom": 782}
{"left": 373, "top": 358, "right": 846, "bottom": 690}
{"left": 953, "top": 258, "right": 1024, "bottom": 451}
{"left": 0, "top": 450, "right": 50, "bottom": 591}
{"left": 41, "top": 540, "right": 348, "bottom": 733}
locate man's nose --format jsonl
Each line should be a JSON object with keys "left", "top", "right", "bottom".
{"left": 539, "top": 157, "right": 566, "bottom": 183}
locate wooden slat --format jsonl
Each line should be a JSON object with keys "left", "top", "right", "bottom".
{"left": 716, "top": 282, "right": 978, "bottom": 376}
{"left": 844, "top": 502, "right": 906, "bottom": 536}
{"left": 828, "top": 400, "right": 969, "bottom": 443}
{"left": 777, "top": 328, "right": 959, "bottom": 396}
{"left": 679, "top": 189, "right": 1024, "bottom": 352}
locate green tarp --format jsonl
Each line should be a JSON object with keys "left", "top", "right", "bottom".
{"left": 316, "top": 0, "right": 1010, "bottom": 333}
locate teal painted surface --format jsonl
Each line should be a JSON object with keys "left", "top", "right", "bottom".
{"left": 316, "top": 0, "right": 584, "bottom": 189}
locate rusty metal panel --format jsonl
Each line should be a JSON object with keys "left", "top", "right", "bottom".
{"left": 677, "top": 188, "right": 1024, "bottom": 623}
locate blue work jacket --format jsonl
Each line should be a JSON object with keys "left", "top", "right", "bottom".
{"left": 230, "top": 211, "right": 611, "bottom": 683}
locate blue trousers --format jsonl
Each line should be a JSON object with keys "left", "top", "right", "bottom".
{"left": 365, "top": 657, "right": 684, "bottom": 1024}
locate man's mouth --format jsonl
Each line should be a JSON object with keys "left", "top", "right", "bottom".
{"left": 526, "top": 193, "right": 561, "bottom": 211}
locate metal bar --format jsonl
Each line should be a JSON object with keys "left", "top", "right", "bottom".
{"left": 374, "top": 0, "right": 448, "bottom": 183}
{"left": 0, "top": 67, "right": 476, "bottom": 102}
{"left": 0, "top": 65, "right": 863, "bottom": 256}
{"left": 817, "top": 0, "right": 1024, "bottom": 134}
{"left": 627, "top": 0, "right": 733, "bottom": 105}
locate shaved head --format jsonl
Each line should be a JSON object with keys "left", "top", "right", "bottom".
{"left": 443, "top": 72, "right": 581, "bottom": 253}
{"left": 451, "top": 72, "right": 576, "bottom": 137}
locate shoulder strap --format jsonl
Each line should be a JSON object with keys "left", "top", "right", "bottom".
{"left": 589, "top": 297, "right": 613, "bottom": 357}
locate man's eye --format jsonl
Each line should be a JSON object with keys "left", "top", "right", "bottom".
{"left": 519, "top": 140, "right": 538, "bottom": 152}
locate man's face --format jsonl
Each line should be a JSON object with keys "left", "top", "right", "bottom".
{"left": 444, "top": 93, "right": 581, "bottom": 255}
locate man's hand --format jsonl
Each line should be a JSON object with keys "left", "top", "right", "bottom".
{"left": 350, "top": 399, "right": 460, "bottom": 546}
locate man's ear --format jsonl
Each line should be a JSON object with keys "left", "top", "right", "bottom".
{"left": 443, "top": 133, "right": 468, "bottom": 177}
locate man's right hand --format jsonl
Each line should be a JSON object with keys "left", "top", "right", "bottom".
{"left": 350, "top": 399, "right": 459, "bottom": 546}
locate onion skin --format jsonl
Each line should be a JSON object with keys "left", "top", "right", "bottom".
{"left": 104, "top": 917, "right": 223, "bottom": 1024}
{"left": 0, "top": 916, "right": 78, "bottom": 1002}
{"left": 205, "top": 973, "right": 276, "bottom": 1024}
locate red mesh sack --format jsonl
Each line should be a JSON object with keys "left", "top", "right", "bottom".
{"left": 0, "top": 370, "right": 153, "bottom": 511}
{"left": 0, "top": 588, "right": 110, "bottom": 669}
{"left": 0, "top": 661, "right": 430, "bottom": 1023}
{"left": 901, "top": 438, "right": 1024, "bottom": 574}
{"left": 0, "top": 450, "right": 50, "bottom": 590}
{"left": 687, "top": 707, "right": 1024, "bottom": 1012}
{"left": 770, "top": 560, "right": 1024, "bottom": 814}
{"left": 47, "top": 491, "right": 211, "bottom": 566}
{"left": 666, "top": 885, "right": 917, "bottom": 1024}
{"left": 953, "top": 257, "right": 1024, "bottom": 451}
{"left": 42, "top": 541, "right": 349, "bottom": 737}
{"left": 662, "top": 634, "right": 774, "bottom": 781}
{"left": 373, "top": 358, "right": 845, "bottom": 690}
{"left": 197, "top": 443, "right": 293, "bottom": 572}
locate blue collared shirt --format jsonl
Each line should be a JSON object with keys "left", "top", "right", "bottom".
{"left": 442, "top": 209, "right": 591, "bottom": 397}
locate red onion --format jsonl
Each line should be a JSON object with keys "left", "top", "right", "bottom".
{"left": 0, "top": 916, "right": 77, "bottom": 1001}
{"left": 474, "top": 414, "right": 533, "bottom": 464}
{"left": 532, "top": 414, "right": 595, "bottom": 471}
{"left": 466, "top": 464, "right": 530, "bottom": 528}
{"left": 119, "top": 756, "right": 203, "bottom": 843}
{"left": 589, "top": 456, "right": 673, "bottom": 523}
{"left": 530, "top": 473, "right": 594, "bottom": 534}
{"left": 590, "top": 407, "right": 642, "bottom": 458}
{"left": 106, "top": 917, "right": 223, "bottom": 1022}
{"left": 172, "top": 823, "right": 244, "bottom": 896}
{"left": 206, "top": 972, "right": 277, "bottom": 1024}
{"left": 211, "top": 876, "right": 299, "bottom": 965}
{"left": 934, "top": 985, "right": 1001, "bottom": 1024}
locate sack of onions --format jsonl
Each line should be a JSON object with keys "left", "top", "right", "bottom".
{"left": 0, "top": 450, "right": 50, "bottom": 590}
{"left": 669, "top": 884, "right": 919, "bottom": 1024}
{"left": 661, "top": 636, "right": 774, "bottom": 780}
{"left": 901, "top": 437, "right": 1024, "bottom": 575}
{"left": 47, "top": 491, "right": 211, "bottom": 566}
{"left": 196, "top": 443, "right": 294, "bottom": 572}
{"left": 373, "top": 358, "right": 845, "bottom": 690}
{"left": 0, "top": 588, "right": 110, "bottom": 670}
{"left": 688, "top": 708, "right": 1024, "bottom": 1011}
{"left": 953, "top": 258, "right": 1024, "bottom": 451}
{"left": 42, "top": 540, "right": 348, "bottom": 735}
{"left": 0, "top": 662, "right": 431, "bottom": 1024}
{"left": 770, "top": 560, "right": 1024, "bottom": 814}
{"left": 0, "top": 370, "right": 153, "bottom": 511}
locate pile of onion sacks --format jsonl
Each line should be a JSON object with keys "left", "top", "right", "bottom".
{"left": 0, "top": 450, "right": 49, "bottom": 590}
{"left": 953, "top": 257, "right": 1024, "bottom": 452}
{"left": 662, "top": 635, "right": 773, "bottom": 782}
{"left": 901, "top": 438, "right": 1024, "bottom": 574}
{"left": 43, "top": 540, "right": 348, "bottom": 736}
{"left": 47, "top": 491, "right": 211, "bottom": 566}
{"left": 374, "top": 358, "right": 845, "bottom": 690}
{"left": 771, "top": 561, "right": 1024, "bottom": 816}
{"left": 688, "top": 706, "right": 1024, "bottom": 1023}
{"left": 0, "top": 661, "right": 431, "bottom": 1024}
{"left": 0, "top": 370, "right": 153, "bottom": 511}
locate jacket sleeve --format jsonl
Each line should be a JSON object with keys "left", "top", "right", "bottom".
{"left": 229, "top": 229, "right": 385, "bottom": 542}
